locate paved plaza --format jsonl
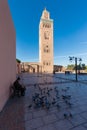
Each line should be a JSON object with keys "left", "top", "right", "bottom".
{"left": 1, "top": 73, "right": 87, "bottom": 130}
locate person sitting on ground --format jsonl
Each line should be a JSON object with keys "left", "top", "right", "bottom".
{"left": 13, "top": 77, "right": 26, "bottom": 96}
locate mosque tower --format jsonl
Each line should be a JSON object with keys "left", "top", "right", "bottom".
{"left": 39, "top": 8, "right": 54, "bottom": 73}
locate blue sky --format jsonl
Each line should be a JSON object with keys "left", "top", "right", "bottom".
{"left": 8, "top": 0, "right": 87, "bottom": 66}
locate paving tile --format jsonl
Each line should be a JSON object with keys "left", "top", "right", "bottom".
{"left": 80, "top": 111, "right": 87, "bottom": 120}
{"left": 38, "top": 124, "right": 55, "bottom": 130}
{"left": 79, "top": 106, "right": 87, "bottom": 112}
{"left": 25, "top": 117, "right": 44, "bottom": 129}
{"left": 83, "top": 122, "right": 87, "bottom": 128}
{"left": 68, "top": 114, "right": 86, "bottom": 126}
{"left": 33, "top": 109, "right": 47, "bottom": 118}
{"left": 70, "top": 125, "right": 87, "bottom": 130}
{"left": 55, "top": 110, "right": 65, "bottom": 120}
{"left": 47, "top": 107, "right": 58, "bottom": 114}
{"left": 42, "top": 113, "right": 58, "bottom": 125}
{"left": 53, "top": 119, "right": 73, "bottom": 130}
{"left": 66, "top": 107, "right": 83, "bottom": 115}
{"left": 24, "top": 112, "right": 33, "bottom": 121}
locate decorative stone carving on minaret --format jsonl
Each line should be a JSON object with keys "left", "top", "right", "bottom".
{"left": 41, "top": 8, "right": 50, "bottom": 20}
{"left": 39, "top": 8, "right": 54, "bottom": 73}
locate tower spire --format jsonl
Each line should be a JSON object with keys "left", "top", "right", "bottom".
{"left": 44, "top": 7, "right": 46, "bottom": 11}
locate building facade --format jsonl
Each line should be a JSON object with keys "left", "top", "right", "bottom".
{"left": 21, "top": 62, "right": 42, "bottom": 73}
{"left": 0, "top": 0, "right": 16, "bottom": 111}
{"left": 22, "top": 8, "right": 54, "bottom": 73}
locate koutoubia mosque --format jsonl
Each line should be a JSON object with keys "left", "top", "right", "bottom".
{"left": 22, "top": 8, "right": 54, "bottom": 73}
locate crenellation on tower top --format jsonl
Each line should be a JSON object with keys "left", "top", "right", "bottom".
{"left": 41, "top": 8, "right": 50, "bottom": 20}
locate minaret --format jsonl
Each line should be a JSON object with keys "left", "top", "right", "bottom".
{"left": 39, "top": 8, "right": 54, "bottom": 73}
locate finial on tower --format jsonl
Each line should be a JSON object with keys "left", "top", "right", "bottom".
{"left": 44, "top": 7, "right": 46, "bottom": 11}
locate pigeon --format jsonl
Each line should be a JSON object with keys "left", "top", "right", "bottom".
{"left": 52, "top": 101, "right": 56, "bottom": 105}
{"left": 56, "top": 104, "right": 60, "bottom": 108}
{"left": 68, "top": 102, "right": 72, "bottom": 107}
{"left": 28, "top": 104, "right": 32, "bottom": 108}
{"left": 64, "top": 113, "right": 67, "bottom": 118}
{"left": 69, "top": 113, "right": 72, "bottom": 117}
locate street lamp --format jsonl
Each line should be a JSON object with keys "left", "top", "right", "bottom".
{"left": 69, "top": 56, "right": 82, "bottom": 82}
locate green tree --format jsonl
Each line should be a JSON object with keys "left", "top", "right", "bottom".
{"left": 16, "top": 58, "right": 21, "bottom": 63}
{"left": 74, "top": 64, "right": 82, "bottom": 70}
{"left": 81, "top": 64, "right": 86, "bottom": 70}
{"left": 67, "top": 64, "right": 75, "bottom": 70}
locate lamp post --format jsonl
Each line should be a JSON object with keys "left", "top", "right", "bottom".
{"left": 69, "top": 56, "right": 82, "bottom": 82}
{"left": 75, "top": 57, "right": 77, "bottom": 81}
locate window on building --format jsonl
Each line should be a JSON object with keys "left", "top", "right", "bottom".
{"left": 43, "top": 23, "right": 51, "bottom": 28}
{"left": 43, "top": 62, "right": 45, "bottom": 65}
{"left": 47, "top": 50, "right": 48, "bottom": 53}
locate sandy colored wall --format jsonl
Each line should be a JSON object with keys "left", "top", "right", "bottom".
{"left": 0, "top": 0, "right": 16, "bottom": 111}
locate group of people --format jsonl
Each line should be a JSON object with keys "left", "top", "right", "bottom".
{"left": 13, "top": 77, "right": 26, "bottom": 96}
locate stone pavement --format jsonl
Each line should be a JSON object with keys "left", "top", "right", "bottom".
{"left": 1, "top": 73, "right": 87, "bottom": 130}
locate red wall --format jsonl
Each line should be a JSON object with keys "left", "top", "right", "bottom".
{"left": 0, "top": 0, "right": 16, "bottom": 111}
